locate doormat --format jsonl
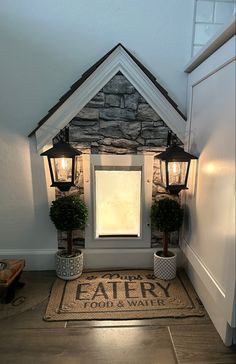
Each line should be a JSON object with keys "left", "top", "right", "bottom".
{"left": 44, "top": 270, "right": 205, "bottom": 321}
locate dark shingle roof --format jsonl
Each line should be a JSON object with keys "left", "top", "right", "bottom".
{"left": 28, "top": 43, "right": 186, "bottom": 137}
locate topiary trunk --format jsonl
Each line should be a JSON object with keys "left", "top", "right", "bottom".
{"left": 67, "top": 230, "right": 73, "bottom": 255}
{"left": 163, "top": 231, "right": 169, "bottom": 257}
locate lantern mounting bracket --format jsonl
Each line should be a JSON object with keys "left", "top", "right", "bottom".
{"left": 53, "top": 127, "right": 70, "bottom": 145}
{"left": 167, "top": 131, "right": 181, "bottom": 147}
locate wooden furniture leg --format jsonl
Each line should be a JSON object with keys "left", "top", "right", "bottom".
{"left": 5, "top": 272, "right": 24, "bottom": 304}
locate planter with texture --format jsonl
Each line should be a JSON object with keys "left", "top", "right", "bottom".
{"left": 154, "top": 250, "right": 176, "bottom": 280}
{"left": 151, "top": 198, "right": 183, "bottom": 280}
{"left": 50, "top": 195, "right": 88, "bottom": 280}
{"left": 56, "top": 250, "right": 83, "bottom": 280}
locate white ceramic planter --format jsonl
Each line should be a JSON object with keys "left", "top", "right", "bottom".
{"left": 154, "top": 251, "right": 176, "bottom": 280}
{"left": 55, "top": 250, "right": 83, "bottom": 280}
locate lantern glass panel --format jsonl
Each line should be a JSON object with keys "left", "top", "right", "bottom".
{"left": 160, "top": 160, "right": 167, "bottom": 186}
{"left": 168, "top": 161, "right": 188, "bottom": 186}
{"left": 52, "top": 157, "right": 73, "bottom": 182}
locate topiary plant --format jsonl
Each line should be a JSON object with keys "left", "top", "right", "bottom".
{"left": 50, "top": 195, "right": 88, "bottom": 256}
{"left": 151, "top": 198, "right": 184, "bottom": 257}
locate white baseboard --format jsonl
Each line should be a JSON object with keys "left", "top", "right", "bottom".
{"left": 181, "top": 239, "right": 233, "bottom": 346}
{"left": 0, "top": 247, "right": 182, "bottom": 271}
{"left": 181, "top": 239, "right": 226, "bottom": 305}
{"left": 83, "top": 248, "right": 182, "bottom": 270}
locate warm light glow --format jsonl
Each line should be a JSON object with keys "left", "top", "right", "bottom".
{"left": 172, "top": 162, "right": 179, "bottom": 174}
{"left": 61, "top": 157, "right": 66, "bottom": 169}
{"left": 95, "top": 170, "right": 141, "bottom": 237}
{"left": 160, "top": 160, "right": 166, "bottom": 186}
{"left": 53, "top": 157, "right": 72, "bottom": 182}
{"left": 168, "top": 161, "right": 188, "bottom": 185}
{"left": 168, "top": 161, "right": 181, "bottom": 184}
{"left": 203, "top": 160, "right": 234, "bottom": 175}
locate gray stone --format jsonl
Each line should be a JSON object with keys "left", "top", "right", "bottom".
{"left": 100, "top": 120, "right": 119, "bottom": 129}
{"left": 136, "top": 137, "right": 145, "bottom": 145}
{"left": 71, "top": 119, "right": 98, "bottom": 127}
{"left": 76, "top": 107, "right": 99, "bottom": 120}
{"left": 120, "top": 122, "right": 141, "bottom": 140}
{"left": 99, "top": 126, "right": 124, "bottom": 138}
{"left": 154, "top": 120, "right": 164, "bottom": 127}
{"left": 141, "top": 127, "right": 168, "bottom": 139}
{"left": 74, "top": 135, "right": 101, "bottom": 143}
{"left": 124, "top": 93, "right": 139, "bottom": 110}
{"left": 105, "top": 94, "right": 121, "bottom": 107}
{"left": 100, "top": 108, "right": 135, "bottom": 121}
{"left": 111, "top": 139, "right": 139, "bottom": 148}
{"left": 103, "top": 75, "right": 135, "bottom": 94}
{"left": 142, "top": 120, "right": 164, "bottom": 129}
{"left": 75, "top": 135, "right": 101, "bottom": 142}
{"left": 137, "top": 146, "right": 164, "bottom": 153}
{"left": 71, "top": 140, "right": 89, "bottom": 147}
{"left": 153, "top": 169, "right": 161, "bottom": 184}
{"left": 142, "top": 121, "right": 154, "bottom": 128}
{"left": 120, "top": 96, "right": 125, "bottom": 108}
{"left": 87, "top": 92, "right": 105, "bottom": 108}
{"left": 145, "top": 139, "right": 167, "bottom": 147}
{"left": 69, "top": 126, "right": 100, "bottom": 141}
{"left": 102, "top": 138, "right": 113, "bottom": 146}
{"left": 137, "top": 103, "right": 160, "bottom": 121}
{"left": 71, "top": 144, "right": 91, "bottom": 154}
{"left": 71, "top": 124, "right": 100, "bottom": 133}
{"left": 139, "top": 95, "right": 147, "bottom": 103}
{"left": 99, "top": 145, "right": 134, "bottom": 154}
{"left": 156, "top": 185, "right": 167, "bottom": 193}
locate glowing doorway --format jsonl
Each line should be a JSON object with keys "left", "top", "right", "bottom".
{"left": 84, "top": 154, "right": 153, "bottom": 249}
{"left": 95, "top": 169, "right": 141, "bottom": 237}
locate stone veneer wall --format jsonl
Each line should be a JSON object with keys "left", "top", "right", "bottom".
{"left": 56, "top": 73, "right": 179, "bottom": 249}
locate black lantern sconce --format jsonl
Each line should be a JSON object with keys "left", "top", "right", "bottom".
{"left": 156, "top": 132, "right": 198, "bottom": 195}
{"left": 40, "top": 128, "right": 81, "bottom": 192}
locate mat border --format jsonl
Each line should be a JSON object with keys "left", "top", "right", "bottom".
{"left": 44, "top": 270, "right": 205, "bottom": 322}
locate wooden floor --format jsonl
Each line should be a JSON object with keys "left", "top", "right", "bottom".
{"left": 0, "top": 271, "right": 235, "bottom": 364}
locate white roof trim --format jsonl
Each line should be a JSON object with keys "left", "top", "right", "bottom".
{"left": 35, "top": 45, "right": 186, "bottom": 152}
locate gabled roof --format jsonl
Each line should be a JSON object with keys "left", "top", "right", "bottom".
{"left": 29, "top": 44, "right": 187, "bottom": 151}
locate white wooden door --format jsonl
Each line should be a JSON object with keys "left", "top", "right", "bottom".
{"left": 182, "top": 36, "right": 236, "bottom": 346}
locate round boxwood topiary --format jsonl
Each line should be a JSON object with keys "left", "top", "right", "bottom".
{"left": 50, "top": 195, "right": 88, "bottom": 255}
{"left": 151, "top": 198, "right": 184, "bottom": 257}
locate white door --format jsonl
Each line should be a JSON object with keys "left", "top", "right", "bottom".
{"left": 182, "top": 37, "right": 236, "bottom": 345}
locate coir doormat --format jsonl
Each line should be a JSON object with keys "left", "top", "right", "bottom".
{"left": 44, "top": 270, "right": 205, "bottom": 321}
